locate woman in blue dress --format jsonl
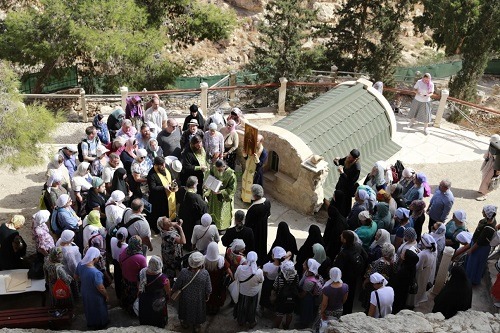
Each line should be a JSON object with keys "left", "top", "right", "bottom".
{"left": 465, "top": 205, "right": 497, "bottom": 285}
{"left": 75, "top": 247, "right": 109, "bottom": 329}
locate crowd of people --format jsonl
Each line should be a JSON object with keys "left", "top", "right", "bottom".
{"left": 0, "top": 94, "right": 499, "bottom": 332}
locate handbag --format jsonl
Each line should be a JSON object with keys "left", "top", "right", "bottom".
{"left": 228, "top": 280, "right": 239, "bottom": 303}
{"left": 489, "top": 176, "right": 500, "bottom": 191}
{"left": 171, "top": 269, "right": 200, "bottom": 302}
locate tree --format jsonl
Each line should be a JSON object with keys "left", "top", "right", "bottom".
{"left": 448, "top": 1, "right": 500, "bottom": 104}
{"left": 247, "top": 0, "right": 317, "bottom": 83}
{"left": 414, "top": 0, "right": 481, "bottom": 56}
{"left": 367, "top": 0, "right": 416, "bottom": 85}
{"left": 323, "top": 0, "right": 381, "bottom": 73}
{"left": 0, "top": 0, "right": 166, "bottom": 93}
{"left": 0, "top": 61, "right": 58, "bottom": 169}
{"left": 136, "top": 0, "right": 237, "bottom": 46}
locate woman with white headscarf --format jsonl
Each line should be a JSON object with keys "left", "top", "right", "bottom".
{"left": 31, "top": 210, "right": 54, "bottom": 257}
{"left": 57, "top": 229, "right": 81, "bottom": 276}
{"left": 477, "top": 134, "right": 500, "bottom": 201}
{"left": 273, "top": 260, "right": 300, "bottom": 329}
{"left": 43, "top": 169, "right": 68, "bottom": 213}
{"left": 234, "top": 251, "right": 264, "bottom": 329}
{"left": 191, "top": 213, "right": 220, "bottom": 254}
{"left": 465, "top": 205, "right": 498, "bottom": 285}
{"left": 415, "top": 234, "right": 437, "bottom": 304}
{"left": 430, "top": 222, "right": 447, "bottom": 271}
{"left": 105, "top": 190, "right": 126, "bottom": 234}
{"left": 261, "top": 246, "right": 288, "bottom": 310}
{"left": 367, "top": 272, "right": 394, "bottom": 318}
{"left": 364, "top": 161, "right": 388, "bottom": 191}
{"left": 319, "top": 267, "right": 348, "bottom": 321}
{"left": 205, "top": 241, "right": 231, "bottom": 315}
{"left": 71, "top": 162, "right": 94, "bottom": 217}
{"left": 297, "top": 258, "right": 323, "bottom": 329}
{"left": 408, "top": 73, "right": 434, "bottom": 135}
{"left": 172, "top": 251, "right": 212, "bottom": 333}
{"left": 225, "top": 238, "right": 247, "bottom": 274}
{"left": 368, "top": 229, "right": 391, "bottom": 262}
{"left": 75, "top": 247, "right": 109, "bottom": 329}
{"left": 51, "top": 194, "right": 82, "bottom": 245}
{"left": 46, "top": 153, "right": 71, "bottom": 192}
{"left": 138, "top": 255, "right": 170, "bottom": 328}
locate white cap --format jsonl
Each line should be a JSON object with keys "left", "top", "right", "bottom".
{"left": 136, "top": 149, "right": 148, "bottom": 158}
{"left": 65, "top": 145, "right": 78, "bottom": 153}
{"left": 96, "top": 145, "right": 109, "bottom": 157}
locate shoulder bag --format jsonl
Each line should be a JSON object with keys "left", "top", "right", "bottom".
{"left": 171, "top": 269, "right": 200, "bottom": 302}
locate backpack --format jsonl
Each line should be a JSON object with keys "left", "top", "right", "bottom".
{"left": 351, "top": 250, "right": 366, "bottom": 275}
{"left": 77, "top": 137, "right": 100, "bottom": 162}
{"left": 109, "top": 208, "right": 143, "bottom": 239}
{"left": 277, "top": 278, "right": 299, "bottom": 306}
{"left": 485, "top": 226, "right": 500, "bottom": 247}
{"left": 52, "top": 278, "right": 71, "bottom": 300}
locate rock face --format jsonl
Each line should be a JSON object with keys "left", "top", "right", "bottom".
{"left": 225, "top": 0, "right": 265, "bottom": 12}
{"left": 326, "top": 310, "right": 500, "bottom": 333}
{"left": 313, "top": 2, "right": 342, "bottom": 23}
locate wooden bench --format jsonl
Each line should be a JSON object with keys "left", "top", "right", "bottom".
{"left": 0, "top": 307, "right": 72, "bottom": 329}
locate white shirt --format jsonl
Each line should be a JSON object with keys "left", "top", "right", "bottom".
{"left": 235, "top": 266, "right": 264, "bottom": 297}
{"left": 102, "top": 162, "right": 124, "bottom": 183}
{"left": 414, "top": 79, "right": 434, "bottom": 103}
{"left": 263, "top": 262, "right": 280, "bottom": 281}
{"left": 105, "top": 202, "right": 126, "bottom": 232}
{"left": 370, "top": 286, "right": 394, "bottom": 318}
{"left": 110, "top": 237, "right": 128, "bottom": 261}
{"left": 144, "top": 107, "right": 168, "bottom": 131}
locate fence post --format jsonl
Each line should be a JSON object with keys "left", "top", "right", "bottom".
{"left": 80, "top": 88, "right": 88, "bottom": 123}
{"left": 200, "top": 82, "right": 209, "bottom": 115}
{"left": 229, "top": 71, "right": 237, "bottom": 107}
{"left": 331, "top": 65, "right": 338, "bottom": 83}
{"left": 432, "top": 246, "right": 454, "bottom": 295}
{"left": 434, "top": 89, "right": 449, "bottom": 128}
{"left": 120, "top": 86, "right": 128, "bottom": 111}
{"left": 278, "top": 77, "right": 288, "bottom": 115}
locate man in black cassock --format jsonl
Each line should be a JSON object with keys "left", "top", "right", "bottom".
{"left": 176, "top": 175, "right": 208, "bottom": 250}
{"left": 244, "top": 184, "right": 271, "bottom": 266}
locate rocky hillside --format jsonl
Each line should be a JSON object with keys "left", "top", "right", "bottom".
{"left": 173, "top": 0, "right": 438, "bottom": 77}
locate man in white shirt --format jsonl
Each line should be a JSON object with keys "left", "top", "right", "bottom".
{"left": 368, "top": 272, "right": 394, "bottom": 318}
{"left": 144, "top": 96, "right": 167, "bottom": 135}
{"left": 102, "top": 153, "right": 124, "bottom": 195}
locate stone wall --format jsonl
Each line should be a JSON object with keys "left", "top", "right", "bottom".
{"left": 237, "top": 125, "right": 329, "bottom": 215}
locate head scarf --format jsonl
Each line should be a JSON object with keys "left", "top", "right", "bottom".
{"left": 395, "top": 208, "right": 410, "bottom": 220}
{"left": 32, "top": 210, "right": 51, "bottom": 228}
{"left": 307, "top": 258, "right": 320, "bottom": 276}
{"left": 453, "top": 210, "right": 467, "bottom": 224}
{"left": 117, "top": 227, "right": 128, "bottom": 240}
{"left": 483, "top": 205, "right": 497, "bottom": 219}
{"left": 106, "top": 190, "right": 125, "bottom": 206}
{"left": 205, "top": 242, "right": 224, "bottom": 269}
{"left": 357, "top": 189, "right": 368, "bottom": 201}
{"left": 46, "top": 170, "right": 63, "bottom": 187}
{"left": 370, "top": 272, "right": 388, "bottom": 286}
{"left": 110, "top": 107, "right": 125, "bottom": 120}
{"left": 421, "top": 233, "right": 436, "bottom": 249}
{"left": 111, "top": 168, "right": 128, "bottom": 194}
{"left": 408, "top": 200, "right": 426, "bottom": 219}
{"left": 147, "top": 255, "right": 163, "bottom": 274}
{"left": 230, "top": 239, "right": 246, "bottom": 252}
{"left": 404, "top": 227, "right": 417, "bottom": 242}
{"left": 372, "top": 161, "right": 387, "bottom": 186}
{"left": 432, "top": 223, "right": 446, "bottom": 242}
{"left": 456, "top": 231, "right": 472, "bottom": 245}
{"left": 92, "top": 177, "right": 104, "bottom": 188}
{"left": 245, "top": 251, "right": 258, "bottom": 274}
{"left": 381, "top": 243, "right": 395, "bottom": 261}
{"left": 371, "top": 229, "right": 391, "bottom": 249}
{"left": 324, "top": 267, "right": 343, "bottom": 288}
{"left": 87, "top": 210, "right": 103, "bottom": 228}
{"left": 188, "top": 251, "right": 205, "bottom": 268}
{"left": 390, "top": 184, "right": 403, "bottom": 198}
{"left": 75, "top": 162, "right": 90, "bottom": 177}
{"left": 9, "top": 215, "right": 25, "bottom": 229}
{"left": 402, "top": 168, "right": 415, "bottom": 178}
{"left": 126, "top": 235, "right": 143, "bottom": 256}
{"left": 201, "top": 213, "right": 212, "bottom": 227}
{"left": 272, "top": 246, "right": 286, "bottom": 260}
{"left": 60, "top": 230, "right": 75, "bottom": 243}
{"left": 48, "top": 247, "right": 63, "bottom": 263}
{"left": 415, "top": 172, "right": 427, "bottom": 183}
{"left": 270, "top": 222, "right": 297, "bottom": 256}
{"left": 56, "top": 194, "right": 71, "bottom": 208}
{"left": 424, "top": 73, "right": 433, "bottom": 90}
{"left": 281, "top": 260, "right": 297, "bottom": 281}
{"left": 312, "top": 243, "right": 327, "bottom": 264}
{"left": 81, "top": 247, "right": 100, "bottom": 265}
{"left": 125, "top": 137, "right": 137, "bottom": 158}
